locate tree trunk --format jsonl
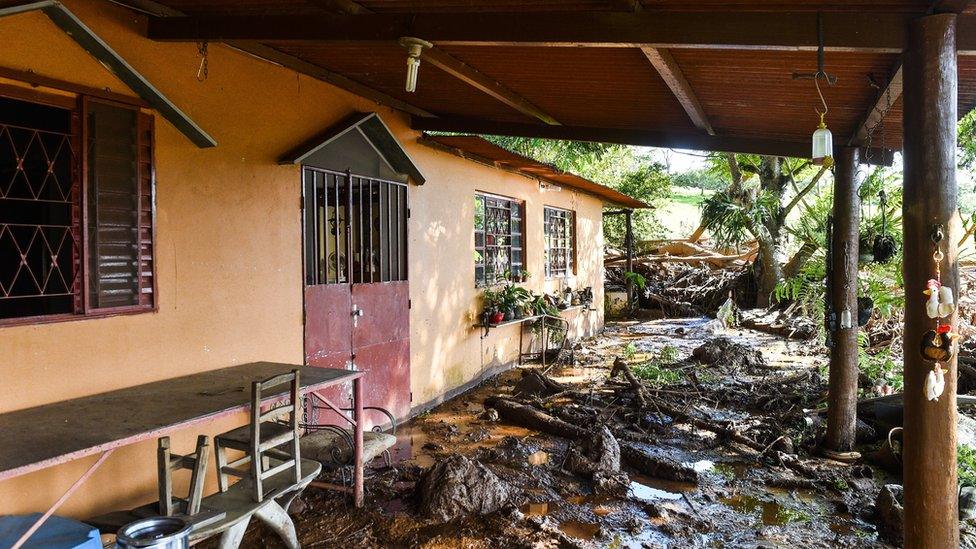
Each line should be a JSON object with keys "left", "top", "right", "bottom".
{"left": 754, "top": 238, "right": 782, "bottom": 307}
{"left": 784, "top": 240, "right": 818, "bottom": 279}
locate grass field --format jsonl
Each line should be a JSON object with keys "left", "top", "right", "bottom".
{"left": 659, "top": 185, "right": 712, "bottom": 237}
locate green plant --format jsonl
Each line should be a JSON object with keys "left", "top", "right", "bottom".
{"left": 960, "top": 445, "right": 976, "bottom": 489}
{"left": 529, "top": 293, "right": 560, "bottom": 317}
{"left": 623, "top": 271, "right": 646, "bottom": 292}
{"left": 623, "top": 342, "right": 638, "bottom": 360}
{"left": 482, "top": 288, "right": 500, "bottom": 313}
{"left": 499, "top": 283, "right": 531, "bottom": 312}
{"left": 631, "top": 362, "right": 682, "bottom": 386}
{"left": 630, "top": 346, "right": 682, "bottom": 386}
{"left": 857, "top": 332, "right": 903, "bottom": 394}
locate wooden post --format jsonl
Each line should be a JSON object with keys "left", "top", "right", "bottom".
{"left": 824, "top": 146, "right": 860, "bottom": 453}
{"left": 902, "top": 13, "right": 959, "bottom": 548}
{"left": 625, "top": 209, "right": 634, "bottom": 309}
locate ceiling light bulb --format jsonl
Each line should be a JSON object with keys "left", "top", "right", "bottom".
{"left": 399, "top": 37, "right": 432, "bottom": 93}
{"left": 812, "top": 113, "right": 833, "bottom": 167}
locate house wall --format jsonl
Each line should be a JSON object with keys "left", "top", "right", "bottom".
{"left": 0, "top": 0, "right": 603, "bottom": 518}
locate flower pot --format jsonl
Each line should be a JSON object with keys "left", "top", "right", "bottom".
{"left": 504, "top": 309, "right": 515, "bottom": 321}
{"left": 491, "top": 311, "right": 505, "bottom": 325}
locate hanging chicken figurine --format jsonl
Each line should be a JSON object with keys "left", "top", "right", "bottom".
{"left": 920, "top": 325, "right": 960, "bottom": 363}
{"left": 925, "top": 365, "right": 946, "bottom": 402}
{"left": 923, "top": 279, "right": 955, "bottom": 318}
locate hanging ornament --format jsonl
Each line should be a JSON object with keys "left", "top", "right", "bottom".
{"left": 919, "top": 225, "right": 961, "bottom": 402}
{"left": 873, "top": 190, "right": 898, "bottom": 263}
{"left": 925, "top": 366, "right": 947, "bottom": 402}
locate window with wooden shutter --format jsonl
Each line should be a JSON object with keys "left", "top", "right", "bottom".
{"left": 0, "top": 90, "right": 156, "bottom": 326}
{"left": 84, "top": 99, "right": 155, "bottom": 312}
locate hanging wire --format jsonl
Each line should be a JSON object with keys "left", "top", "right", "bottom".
{"left": 196, "top": 41, "right": 209, "bottom": 82}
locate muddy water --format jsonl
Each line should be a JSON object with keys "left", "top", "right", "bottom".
{"left": 293, "top": 319, "right": 890, "bottom": 548}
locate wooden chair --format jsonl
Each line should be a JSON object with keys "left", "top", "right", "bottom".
{"left": 157, "top": 435, "right": 210, "bottom": 516}
{"left": 214, "top": 370, "right": 302, "bottom": 503}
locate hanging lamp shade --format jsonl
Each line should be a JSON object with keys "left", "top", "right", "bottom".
{"left": 812, "top": 114, "right": 833, "bottom": 167}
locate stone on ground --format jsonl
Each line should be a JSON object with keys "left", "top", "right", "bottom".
{"left": 417, "top": 454, "right": 511, "bottom": 522}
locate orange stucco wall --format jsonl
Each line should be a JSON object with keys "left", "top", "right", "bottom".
{"left": 0, "top": 0, "right": 604, "bottom": 518}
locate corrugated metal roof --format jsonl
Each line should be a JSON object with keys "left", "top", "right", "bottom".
{"left": 422, "top": 134, "right": 650, "bottom": 209}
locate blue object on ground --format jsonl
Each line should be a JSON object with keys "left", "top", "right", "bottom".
{"left": 0, "top": 513, "right": 101, "bottom": 548}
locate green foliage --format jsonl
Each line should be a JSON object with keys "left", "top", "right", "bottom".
{"left": 960, "top": 109, "right": 976, "bottom": 171}
{"left": 960, "top": 445, "right": 976, "bottom": 489}
{"left": 480, "top": 136, "right": 673, "bottom": 246}
{"left": 773, "top": 253, "right": 827, "bottom": 321}
{"left": 672, "top": 168, "right": 726, "bottom": 192}
{"left": 623, "top": 271, "right": 647, "bottom": 291}
{"left": 631, "top": 345, "right": 681, "bottom": 386}
{"left": 857, "top": 331, "right": 903, "bottom": 394}
{"left": 700, "top": 188, "right": 779, "bottom": 247}
{"left": 623, "top": 342, "right": 638, "bottom": 360}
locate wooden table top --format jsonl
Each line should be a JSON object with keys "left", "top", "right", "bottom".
{"left": 0, "top": 362, "right": 361, "bottom": 481}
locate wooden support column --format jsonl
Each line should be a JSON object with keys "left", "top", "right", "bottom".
{"left": 902, "top": 12, "right": 959, "bottom": 549}
{"left": 625, "top": 209, "right": 634, "bottom": 310}
{"left": 825, "top": 147, "right": 860, "bottom": 453}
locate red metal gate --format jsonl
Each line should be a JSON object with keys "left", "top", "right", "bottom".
{"left": 302, "top": 168, "right": 410, "bottom": 424}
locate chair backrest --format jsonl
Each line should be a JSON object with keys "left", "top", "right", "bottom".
{"left": 157, "top": 435, "right": 210, "bottom": 516}
{"left": 249, "top": 369, "right": 302, "bottom": 502}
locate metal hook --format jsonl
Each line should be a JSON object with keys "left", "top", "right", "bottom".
{"left": 932, "top": 224, "right": 945, "bottom": 244}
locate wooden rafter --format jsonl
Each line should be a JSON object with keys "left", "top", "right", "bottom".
{"left": 849, "top": 65, "right": 902, "bottom": 148}
{"left": 640, "top": 47, "right": 713, "bottom": 135}
{"left": 227, "top": 41, "right": 435, "bottom": 117}
{"left": 851, "top": 0, "right": 970, "bottom": 149}
{"left": 108, "top": 0, "right": 434, "bottom": 118}
{"left": 411, "top": 116, "right": 894, "bottom": 164}
{"left": 2, "top": 1, "right": 216, "bottom": 147}
{"left": 420, "top": 47, "right": 559, "bottom": 125}
{"left": 147, "top": 12, "right": 976, "bottom": 54}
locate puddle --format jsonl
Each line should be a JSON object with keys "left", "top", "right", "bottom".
{"left": 720, "top": 494, "right": 812, "bottom": 526}
{"left": 629, "top": 473, "right": 697, "bottom": 498}
{"left": 629, "top": 480, "right": 683, "bottom": 501}
{"left": 713, "top": 461, "right": 751, "bottom": 480}
{"left": 521, "top": 502, "right": 555, "bottom": 517}
{"left": 559, "top": 520, "right": 600, "bottom": 540}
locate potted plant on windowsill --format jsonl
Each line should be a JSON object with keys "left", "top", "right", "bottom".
{"left": 500, "top": 283, "right": 531, "bottom": 321}
{"left": 483, "top": 288, "right": 505, "bottom": 325}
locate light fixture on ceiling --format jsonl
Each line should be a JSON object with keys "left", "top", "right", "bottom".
{"left": 539, "top": 181, "right": 562, "bottom": 193}
{"left": 399, "top": 37, "right": 433, "bottom": 93}
{"left": 810, "top": 13, "right": 835, "bottom": 168}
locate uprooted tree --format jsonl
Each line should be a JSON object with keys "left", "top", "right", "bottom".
{"left": 700, "top": 154, "right": 829, "bottom": 307}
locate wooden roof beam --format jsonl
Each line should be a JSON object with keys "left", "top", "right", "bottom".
{"left": 640, "top": 47, "right": 713, "bottom": 135}
{"left": 109, "top": 0, "right": 434, "bottom": 118}
{"left": 849, "top": 64, "right": 902, "bottom": 149}
{"left": 411, "top": 116, "right": 894, "bottom": 165}
{"left": 420, "top": 47, "right": 559, "bottom": 125}
{"left": 147, "top": 12, "right": 976, "bottom": 54}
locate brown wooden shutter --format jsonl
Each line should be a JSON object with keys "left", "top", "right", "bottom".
{"left": 136, "top": 112, "right": 156, "bottom": 309}
{"left": 83, "top": 98, "right": 155, "bottom": 312}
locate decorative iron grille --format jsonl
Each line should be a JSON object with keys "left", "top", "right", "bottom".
{"left": 303, "top": 167, "right": 408, "bottom": 286}
{"left": 544, "top": 206, "right": 575, "bottom": 278}
{"left": 475, "top": 193, "right": 523, "bottom": 286}
{"left": 0, "top": 119, "right": 80, "bottom": 320}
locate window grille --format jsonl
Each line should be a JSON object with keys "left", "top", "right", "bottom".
{"left": 0, "top": 94, "right": 155, "bottom": 324}
{"left": 475, "top": 193, "right": 524, "bottom": 286}
{"left": 544, "top": 206, "right": 575, "bottom": 278}
{"left": 303, "top": 167, "right": 407, "bottom": 285}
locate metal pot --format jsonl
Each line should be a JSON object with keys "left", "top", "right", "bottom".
{"left": 116, "top": 517, "right": 191, "bottom": 549}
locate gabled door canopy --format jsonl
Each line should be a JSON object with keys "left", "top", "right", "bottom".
{"left": 0, "top": 1, "right": 217, "bottom": 148}
{"left": 281, "top": 112, "right": 426, "bottom": 185}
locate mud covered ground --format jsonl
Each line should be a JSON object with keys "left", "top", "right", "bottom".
{"left": 237, "top": 319, "right": 900, "bottom": 548}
